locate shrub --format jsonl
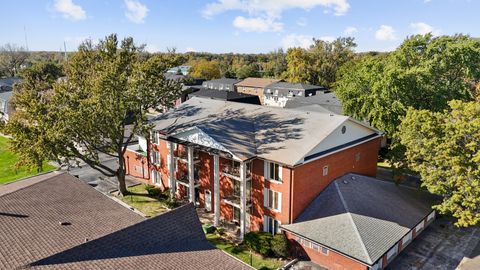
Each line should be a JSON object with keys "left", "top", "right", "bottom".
{"left": 271, "top": 234, "right": 290, "bottom": 258}
{"left": 243, "top": 231, "right": 273, "bottom": 256}
{"left": 145, "top": 185, "right": 161, "bottom": 196}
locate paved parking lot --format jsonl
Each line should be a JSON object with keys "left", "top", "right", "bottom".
{"left": 387, "top": 217, "right": 480, "bottom": 270}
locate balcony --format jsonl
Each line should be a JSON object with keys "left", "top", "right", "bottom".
{"left": 222, "top": 162, "right": 252, "bottom": 180}
{"left": 175, "top": 173, "right": 199, "bottom": 187}
{"left": 223, "top": 192, "right": 252, "bottom": 207}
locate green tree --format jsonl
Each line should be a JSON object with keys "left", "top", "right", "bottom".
{"left": 309, "top": 37, "right": 356, "bottom": 87}
{"left": 398, "top": 100, "right": 480, "bottom": 227}
{"left": 0, "top": 43, "right": 29, "bottom": 77}
{"left": 285, "top": 47, "right": 311, "bottom": 83}
{"left": 189, "top": 59, "right": 221, "bottom": 80}
{"left": 236, "top": 63, "right": 260, "bottom": 79}
{"left": 5, "top": 34, "right": 182, "bottom": 195}
{"left": 335, "top": 34, "right": 480, "bottom": 164}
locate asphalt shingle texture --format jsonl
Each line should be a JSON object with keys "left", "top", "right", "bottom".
{"left": 0, "top": 172, "right": 252, "bottom": 270}
{"left": 282, "top": 173, "right": 436, "bottom": 265}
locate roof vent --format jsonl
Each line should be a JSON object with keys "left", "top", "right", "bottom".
{"left": 342, "top": 180, "right": 349, "bottom": 184}
{"left": 351, "top": 176, "right": 356, "bottom": 180}
{"left": 59, "top": 221, "right": 71, "bottom": 226}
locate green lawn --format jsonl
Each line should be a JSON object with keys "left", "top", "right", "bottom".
{"left": 113, "top": 184, "right": 170, "bottom": 217}
{"left": 206, "top": 234, "right": 284, "bottom": 270}
{"left": 0, "top": 136, "right": 56, "bottom": 184}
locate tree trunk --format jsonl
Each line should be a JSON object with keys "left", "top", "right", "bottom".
{"left": 117, "top": 154, "right": 129, "bottom": 196}
{"left": 117, "top": 170, "right": 128, "bottom": 196}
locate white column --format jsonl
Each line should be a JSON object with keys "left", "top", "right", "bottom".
{"left": 239, "top": 161, "right": 247, "bottom": 239}
{"left": 167, "top": 141, "right": 175, "bottom": 198}
{"left": 188, "top": 146, "right": 195, "bottom": 204}
{"left": 214, "top": 154, "right": 220, "bottom": 227}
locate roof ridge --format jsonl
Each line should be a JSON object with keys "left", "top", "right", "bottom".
{"left": 334, "top": 181, "right": 372, "bottom": 264}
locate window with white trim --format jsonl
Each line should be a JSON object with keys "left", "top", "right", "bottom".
{"left": 233, "top": 206, "right": 240, "bottom": 222}
{"left": 402, "top": 231, "right": 412, "bottom": 247}
{"left": 265, "top": 162, "right": 282, "bottom": 182}
{"left": 416, "top": 221, "right": 424, "bottom": 234}
{"left": 386, "top": 243, "right": 398, "bottom": 262}
{"left": 152, "top": 170, "right": 161, "bottom": 185}
{"left": 320, "top": 246, "right": 329, "bottom": 255}
{"left": 427, "top": 211, "right": 435, "bottom": 222}
{"left": 263, "top": 215, "right": 280, "bottom": 235}
{"left": 150, "top": 131, "right": 160, "bottom": 145}
{"left": 323, "top": 165, "right": 329, "bottom": 176}
{"left": 151, "top": 150, "right": 160, "bottom": 165}
{"left": 312, "top": 243, "right": 320, "bottom": 252}
{"left": 264, "top": 188, "right": 281, "bottom": 212}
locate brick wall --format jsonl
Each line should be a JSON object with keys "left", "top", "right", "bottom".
{"left": 285, "top": 232, "right": 368, "bottom": 270}
{"left": 291, "top": 137, "right": 381, "bottom": 221}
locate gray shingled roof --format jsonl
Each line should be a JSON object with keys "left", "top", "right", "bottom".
{"left": 0, "top": 90, "right": 13, "bottom": 102}
{"left": 284, "top": 92, "right": 343, "bottom": 115}
{"left": 282, "top": 173, "right": 436, "bottom": 265}
{"left": 0, "top": 172, "right": 252, "bottom": 270}
{"left": 265, "top": 82, "right": 326, "bottom": 91}
{"left": 204, "top": 78, "right": 241, "bottom": 84}
{"left": 189, "top": 87, "right": 261, "bottom": 104}
{"left": 152, "top": 97, "right": 365, "bottom": 165}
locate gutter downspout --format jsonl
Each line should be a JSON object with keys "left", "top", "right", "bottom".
{"left": 289, "top": 168, "right": 294, "bottom": 224}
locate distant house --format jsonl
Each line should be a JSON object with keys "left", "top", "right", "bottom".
{"left": 188, "top": 87, "right": 261, "bottom": 105}
{"left": 284, "top": 92, "right": 343, "bottom": 115}
{"left": 0, "top": 172, "right": 252, "bottom": 270}
{"left": 166, "top": 65, "right": 191, "bottom": 75}
{"left": 0, "top": 77, "right": 22, "bottom": 121}
{"left": 235, "top": 77, "right": 281, "bottom": 104}
{"left": 202, "top": 78, "right": 240, "bottom": 91}
{"left": 263, "top": 82, "right": 327, "bottom": 108}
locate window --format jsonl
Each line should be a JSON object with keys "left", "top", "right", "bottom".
{"left": 266, "top": 162, "right": 282, "bottom": 182}
{"left": 151, "top": 150, "right": 160, "bottom": 165}
{"left": 233, "top": 206, "right": 240, "bottom": 222}
{"left": 152, "top": 170, "right": 161, "bottom": 184}
{"left": 386, "top": 244, "right": 398, "bottom": 262}
{"left": 264, "top": 188, "right": 281, "bottom": 212}
{"left": 323, "top": 165, "right": 329, "bottom": 176}
{"left": 264, "top": 215, "right": 281, "bottom": 234}
{"left": 151, "top": 131, "right": 160, "bottom": 144}
{"left": 427, "top": 211, "right": 435, "bottom": 222}
{"left": 402, "top": 231, "right": 412, "bottom": 247}
{"left": 320, "top": 246, "right": 329, "bottom": 255}
{"left": 416, "top": 221, "right": 424, "bottom": 234}
{"left": 312, "top": 243, "right": 320, "bottom": 252}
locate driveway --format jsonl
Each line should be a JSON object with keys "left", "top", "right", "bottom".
{"left": 60, "top": 153, "right": 139, "bottom": 194}
{"left": 387, "top": 217, "right": 480, "bottom": 270}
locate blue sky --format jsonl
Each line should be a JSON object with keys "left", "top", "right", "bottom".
{"left": 0, "top": 0, "right": 479, "bottom": 53}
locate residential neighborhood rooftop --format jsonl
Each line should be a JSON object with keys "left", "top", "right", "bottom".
{"left": 0, "top": 172, "right": 252, "bottom": 270}
{"left": 284, "top": 92, "right": 343, "bottom": 115}
{"left": 235, "top": 77, "right": 281, "bottom": 88}
{"left": 264, "top": 82, "right": 327, "bottom": 92}
{"left": 189, "top": 87, "right": 261, "bottom": 104}
{"left": 282, "top": 173, "right": 436, "bottom": 266}
{"left": 151, "top": 97, "right": 379, "bottom": 166}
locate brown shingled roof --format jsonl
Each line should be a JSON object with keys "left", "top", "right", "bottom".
{"left": 235, "top": 77, "right": 281, "bottom": 88}
{"left": 0, "top": 172, "right": 252, "bottom": 270}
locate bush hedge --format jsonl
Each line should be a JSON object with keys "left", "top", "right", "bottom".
{"left": 271, "top": 234, "right": 290, "bottom": 258}
{"left": 243, "top": 232, "right": 273, "bottom": 256}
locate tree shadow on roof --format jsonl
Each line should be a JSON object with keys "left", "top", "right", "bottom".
{"left": 28, "top": 204, "right": 218, "bottom": 267}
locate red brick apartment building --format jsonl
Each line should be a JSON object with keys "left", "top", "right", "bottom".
{"left": 124, "top": 97, "right": 435, "bottom": 270}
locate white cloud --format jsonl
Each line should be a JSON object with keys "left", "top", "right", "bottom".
{"left": 375, "top": 25, "right": 396, "bottom": 41}
{"left": 233, "top": 16, "right": 283, "bottom": 32}
{"left": 203, "top": 0, "right": 350, "bottom": 33}
{"left": 343, "top": 26, "right": 357, "bottom": 35}
{"left": 319, "top": 36, "right": 336, "bottom": 42}
{"left": 297, "top": 17, "right": 307, "bottom": 27}
{"left": 281, "top": 34, "right": 314, "bottom": 49}
{"left": 410, "top": 22, "right": 441, "bottom": 36}
{"left": 124, "top": 0, "right": 149, "bottom": 24}
{"left": 185, "top": 47, "right": 197, "bottom": 52}
{"left": 53, "top": 0, "right": 86, "bottom": 21}
{"left": 145, "top": 44, "right": 160, "bottom": 53}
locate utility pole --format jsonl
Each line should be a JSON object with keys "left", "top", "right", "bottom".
{"left": 63, "top": 41, "right": 68, "bottom": 62}
{"left": 23, "top": 26, "right": 29, "bottom": 51}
